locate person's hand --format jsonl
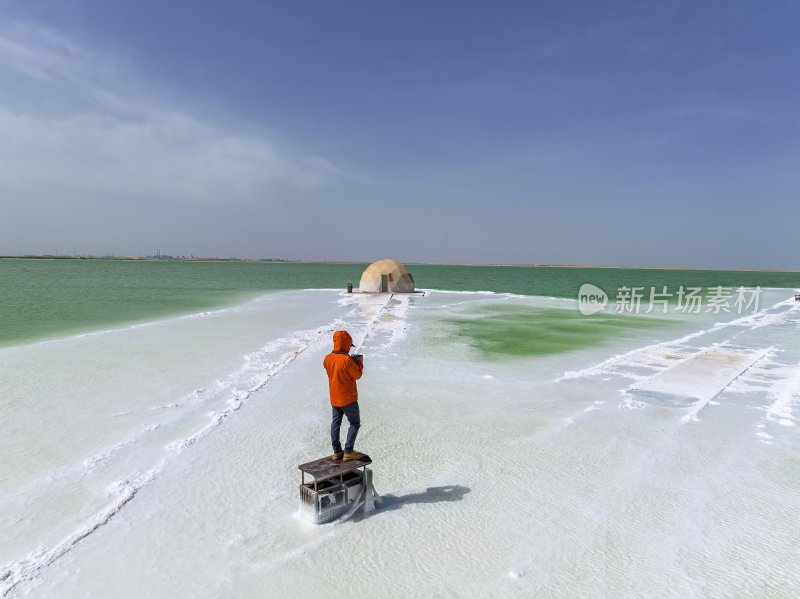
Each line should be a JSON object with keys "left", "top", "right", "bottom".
{"left": 356, "top": 356, "right": 364, "bottom": 367}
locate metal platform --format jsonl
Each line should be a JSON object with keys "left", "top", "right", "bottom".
{"left": 297, "top": 454, "right": 376, "bottom": 524}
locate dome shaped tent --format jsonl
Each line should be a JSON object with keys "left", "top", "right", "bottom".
{"left": 359, "top": 259, "right": 415, "bottom": 293}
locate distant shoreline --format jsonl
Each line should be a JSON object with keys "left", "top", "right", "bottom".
{"left": 1, "top": 255, "right": 798, "bottom": 273}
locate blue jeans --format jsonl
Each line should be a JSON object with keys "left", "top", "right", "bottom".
{"left": 331, "top": 402, "right": 360, "bottom": 453}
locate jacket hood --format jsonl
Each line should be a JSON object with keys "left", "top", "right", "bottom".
{"left": 332, "top": 330, "right": 353, "bottom": 352}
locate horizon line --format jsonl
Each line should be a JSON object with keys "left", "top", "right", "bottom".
{"left": 1, "top": 255, "right": 799, "bottom": 274}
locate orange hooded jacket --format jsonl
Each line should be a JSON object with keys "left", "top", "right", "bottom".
{"left": 323, "top": 330, "right": 363, "bottom": 407}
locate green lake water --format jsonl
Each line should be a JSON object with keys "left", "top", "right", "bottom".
{"left": 1, "top": 258, "right": 797, "bottom": 349}
{"left": 446, "top": 305, "right": 676, "bottom": 359}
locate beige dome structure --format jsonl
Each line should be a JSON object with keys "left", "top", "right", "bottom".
{"left": 359, "top": 259, "right": 415, "bottom": 293}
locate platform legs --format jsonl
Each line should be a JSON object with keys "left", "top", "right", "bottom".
{"left": 363, "top": 468, "right": 375, "bottom": 514}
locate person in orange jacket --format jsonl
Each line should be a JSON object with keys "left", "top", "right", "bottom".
{"left": 323, "top": 330, "right": 365, "bottom": 462}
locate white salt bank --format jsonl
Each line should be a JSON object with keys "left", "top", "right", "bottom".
{"left": 1, "top": 289, "right": 799, "bottom": 597}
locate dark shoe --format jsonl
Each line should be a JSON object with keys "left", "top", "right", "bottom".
{"left": 332, "top": 452, "right": 344, "bottom": 461}
{"left": 342, "top": 451, "right": 365, "bottom": 462}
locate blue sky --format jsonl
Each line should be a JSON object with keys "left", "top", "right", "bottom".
{"left": 0, "top": 1, "right": 798, "bottom": 267}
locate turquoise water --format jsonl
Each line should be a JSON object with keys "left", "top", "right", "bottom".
{"left": 0, "top": 260, "right": 363, "bottom": 347}
{"left": 1, "top": 258, "right": 798, "bottom": 347}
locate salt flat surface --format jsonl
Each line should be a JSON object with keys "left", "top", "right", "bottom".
{"left": 630, "top": 346, "right": 770, "bottom": 421}
{"left": 2, "top": 289, "right": 799, "bottom": 598}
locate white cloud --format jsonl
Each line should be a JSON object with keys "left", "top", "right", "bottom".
{"left": 0, "top": 19, "right": 342, "bottom": 207}
{"left": 0, "top": 20, "right": 93, "bottom": 83}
